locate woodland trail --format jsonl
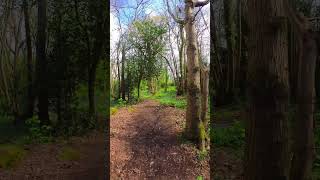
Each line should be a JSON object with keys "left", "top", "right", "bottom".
{"left": 0, "top": 131, "right": 106, "bottom": 180}
{"left": 110, "top": 100, "right": 209, "bottom": 179}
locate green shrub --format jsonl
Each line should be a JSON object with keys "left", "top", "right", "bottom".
{"left": 0, "top": 144, "right": 26, "bottom": 169}
{"left": 25, "top": 116, "right": 53, "bottom": 144}
{"left": 211, "top": 121, "right": 245, "bottom": 149}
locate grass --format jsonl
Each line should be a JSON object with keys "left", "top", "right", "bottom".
{"left": 58, "top": 146, "right": 81, "bottom": 161}
{"left": 110, "top": 107, "right": 118, "bottom": 115}
{"left": 211, "top": 121, "right": 245, "bottom": 146}
{"left": 146, "top": 86, "right": 187, "bottom": 109}
{"left": 0, "top": 144, "right": 26, "bottom": 169}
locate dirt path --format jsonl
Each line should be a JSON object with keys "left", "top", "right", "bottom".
{"left": 0, "top": 131, "right": 106, "bottom": 180}
{"left": 111, "top": 100, "right": 209, "bottom": 179}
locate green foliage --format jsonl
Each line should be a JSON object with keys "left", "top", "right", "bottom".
{"left": 111, "top": 107, "right": 118, "bottom": 115}
{"left": 126, "top": 19, "right": 167, "bottom": 97}
{"left": 0, "top": 144, "right": 26, "bottom": 169}
{"left": 211, "top": 121, "right": 245, "bottom": 149}
{"left": 58, "top": 147, "right": 81, "bottom": 161}
{"left": 197, "top": 149, "right": 208, "bottom": 161}
{"left": 150, "top": 86, "right": 186, "bottom": 109}
{"left": 25, "top": 117, "right": 53, "bottom": 144}
{"left": 196, "top": 176, "right": 204, "bottom": 180}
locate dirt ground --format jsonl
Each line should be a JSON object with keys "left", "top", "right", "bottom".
{"left": 0, "top": 131, "right": 106, "bottom": 180}
{"left": 110, "top": 100, "right": 209, "bottom": 179}
{"left": 212, "top": 148, "right": 243, "bottom": 180}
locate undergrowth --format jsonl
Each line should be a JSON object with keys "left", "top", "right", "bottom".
{"left": 0, "top": 144, "right": 26, "bottom": 169}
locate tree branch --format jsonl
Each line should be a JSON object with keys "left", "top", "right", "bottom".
{"left": 194, "top": 0, "right": 209, "bottom": 7}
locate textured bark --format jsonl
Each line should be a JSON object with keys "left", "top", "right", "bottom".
{"left": 245, "top": 0, "right": 290, "bottom": 179}
{"left": 36, "top": 0, "right": 50, "bottom": 125}
{"left": 185, "top": 0, "right": 202, "bottom": 143}
{"left": 290, "top": 32, "right": 318, "bottom": 180}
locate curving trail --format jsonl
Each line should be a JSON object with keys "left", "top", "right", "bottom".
{"left": 110, "top": 100, "right": 209, "bottom": 179}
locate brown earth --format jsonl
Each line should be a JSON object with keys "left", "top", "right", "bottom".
{"left": 110, "top": 100, "right": 209, "bottom": 179}
{"left": 0, "top": 131, "right": 106, "bottom": 180}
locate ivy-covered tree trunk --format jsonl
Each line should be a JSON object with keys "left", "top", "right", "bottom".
{"left": 245, "top": 0, "right": 290, "bottom": 179}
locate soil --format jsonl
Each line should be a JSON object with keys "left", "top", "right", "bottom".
{"left": 212, "top": 148, "right": 243, "bottom": 180}
{"left": 110, "top": 100, "right": 209, "bottom": 179}
{"left": 0, "top": 131, "right": 106, "bottom": 180}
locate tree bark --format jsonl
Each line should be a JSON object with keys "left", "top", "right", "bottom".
{"left": 23, "top": 0, "right": 34, "bottom": 119}
{"left": 185, "top": 0, "right": 202, "bottom": 143}
{"left": 88, "top": 65, "right": 97, "bottom": 116}
{"left": 36, "top": 0, "right": 50, "bottom": 125}
{"left": 121, "top": 45, "right": 126, "bottom": 101}
{"left": 245, "top": 0, "right": 290, "bottom": 179}
{"left": 200, "top": 66, "right": 209, "bottom": 127}
{"left": 290, "top": 32, "right": 318, "bottom": 180}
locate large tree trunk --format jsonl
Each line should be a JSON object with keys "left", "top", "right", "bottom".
{"left": 223, "top": 0, "right": 236, "bottom": 100}
{"left": 36, "top": 0, "right": 50, "bottom": 125}
{"left": 290, "top": 32, "right": 318, "bottom": 180}
{"left": 185, "top": 0, "right": 202, "bottom": 143}
{"left": 23, "top": 0, "right": 34, "bottom": 119}
{"left": 87, "top": 0, "right": 107, "bottom": 117}
{"left": 245, "top": 0, "right": 290, "bottom": 179}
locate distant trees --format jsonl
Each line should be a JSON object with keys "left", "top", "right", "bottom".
{"left": 36, "top": 0, "right": 50, "bottom": 125}
{"left": 127, "top": 20, "right": 167, "bottom": 98}
{"left": 0, "top": 0, "right": 109, "bottom": 135}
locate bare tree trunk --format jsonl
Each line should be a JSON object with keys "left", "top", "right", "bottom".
{"left": 36, "top": 0, "right": 50, "bottom": 125}
{"left": 200, "top": 66, "right": 209, "bottom": 128}
{"left": 245, "top": 0, "right": 290, "bottom": 179}
{"left": 88, "top": 65, "right": 96, "bottom": 116}
{"left": 116, "top": 43, "right": 121, "bottom": 100}
{"left": 23, "top": 0, "right": 34, "bottom": 119}
{"left": 179, "top": 24, "right": 185, "bottom": 95}
{"left": 185, "top": 0, "right": 202, "bottom": 143}
{"left": 223, "top": 0, "right": 236, "bottom": 99}
{"left": 290, "top": 32, "right": 318, "bottom": 180}
{"left": 121, "top": 45, "right": 126, "bottom": 101}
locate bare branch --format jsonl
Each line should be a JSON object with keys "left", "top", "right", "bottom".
{"left": 164, "top": 0, "right": 185, "bottom": 24}
{"left": 194, "top": 0, "right": 209, "bottom": 7}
